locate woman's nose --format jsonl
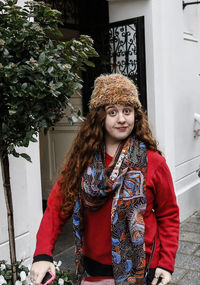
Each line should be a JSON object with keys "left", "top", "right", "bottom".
{"left": 118, "top": 112, "right": 126, "bottom": 123}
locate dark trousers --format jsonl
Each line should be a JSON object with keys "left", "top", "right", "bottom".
{"left": 84, "top": 256, "right": 162, "bottom": 284}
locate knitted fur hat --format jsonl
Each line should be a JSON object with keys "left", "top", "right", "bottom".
{"left": 89, "top": 73, "right": 141, "bottom": 110}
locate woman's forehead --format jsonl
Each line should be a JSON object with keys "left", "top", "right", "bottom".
{"left": 105, "top": 104, "right": 134, "bottom": 109}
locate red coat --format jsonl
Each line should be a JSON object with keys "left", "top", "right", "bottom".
{"left": 34, "top": 150, "right": 179, "bottom": 272}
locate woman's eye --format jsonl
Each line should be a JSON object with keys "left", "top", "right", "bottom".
{"left": 124, "top": 108, "right": 131, "bottom": 114}
{"left": 108, "top": 110, "right": 117, "bottom": 116}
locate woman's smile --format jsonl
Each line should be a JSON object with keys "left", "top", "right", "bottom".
{"left": 116, "top": 127, "right": 128, "bottom": 131}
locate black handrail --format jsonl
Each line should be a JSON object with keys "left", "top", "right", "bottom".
{"left": 183, "top": 1, "right": 200, "bottom": 9}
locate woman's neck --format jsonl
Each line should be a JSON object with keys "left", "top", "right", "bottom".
{"left": 105, "top": 141, "right": 120, "bottom": 157}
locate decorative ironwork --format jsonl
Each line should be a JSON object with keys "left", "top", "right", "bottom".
{"left": 90, "top": 17, "right": 147, "bottom": 109}
{"left": 109, "top": 23, "right": 138, "bottom": 83}
{"left": 82, "top": 17, "right": 147, "bottom": 114}
{"left": 42, "top": 0, "right": 79, "bottom": 27}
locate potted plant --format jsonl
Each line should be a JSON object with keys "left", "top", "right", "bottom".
{"left": 0, "top": 260, "right": 73, "bottom": 285}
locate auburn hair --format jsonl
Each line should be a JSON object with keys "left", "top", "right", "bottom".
{"left": 58, "top": 106, "right": 162, "bottom": 217}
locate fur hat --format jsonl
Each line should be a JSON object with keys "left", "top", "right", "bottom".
{"left": 89, "top": 73, "right": 141, "bottom": 110}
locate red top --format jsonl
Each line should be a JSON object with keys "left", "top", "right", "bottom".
{"left": 34, "top": 150, "right": 179, "bottom": 272}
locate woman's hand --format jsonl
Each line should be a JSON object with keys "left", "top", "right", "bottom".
{"left": 30, "top": 261, "right": 55, "bottom": 285}
{"left": 151, "top": 267, "right": 172, "bottom": 285}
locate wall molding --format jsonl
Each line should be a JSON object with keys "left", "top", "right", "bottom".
{"left": 184, "top": 31, "right": 198, "bottom": 42}
{"left": 175, "top": 155, "right": 200, "bottom": 182}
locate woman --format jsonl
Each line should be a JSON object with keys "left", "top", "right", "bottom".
{"left": 30, "top": 74, "right": 179, "bottom": 285}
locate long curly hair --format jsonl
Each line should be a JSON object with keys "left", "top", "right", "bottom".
{"left": 58, "top": 105, "right": 162, "bottom": 217}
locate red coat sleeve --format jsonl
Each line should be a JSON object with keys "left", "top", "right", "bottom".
{"left": 34, "top": 181, "right": 71, "bottom": 258}
{"left": 153, "top": 159, "right": 180, "bottom": 272}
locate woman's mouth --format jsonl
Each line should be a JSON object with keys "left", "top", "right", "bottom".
{"left": 116, "top": 127, "right": 128, "bottom": 131}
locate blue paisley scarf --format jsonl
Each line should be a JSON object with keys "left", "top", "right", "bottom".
{"left": 73, "top": 136, "right": 147, "bottom": 284}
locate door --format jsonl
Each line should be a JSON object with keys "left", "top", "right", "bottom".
{"left": 39, "top": 0, "right": 109, "bottom": 209}
{"left": 81, "top": 17, "right": 147, "bottom": 114}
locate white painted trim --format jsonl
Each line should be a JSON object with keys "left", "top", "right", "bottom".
{"left": 175, "top": 155, "right": 200, "bottom": 181}
{"left": 0, "top": 231, "right": 31, "bottom": 262}
{"left": 177, "top": 181, "right": 200, "bottom": 222}
{"left": 184, "top": 32, "right": 199, "bottom": 42}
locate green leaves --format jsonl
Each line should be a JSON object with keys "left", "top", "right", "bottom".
{"left": 8, "top": 109, "right": 17, "bottom": 115}
{"left": 21, "top": 82, "right": 27, "bottom": 90}
{"left": 73, "top": 82, "right": 82, "bottom": 90}
{"left": 47, "top": 66, "right": 54, "bottom": 74}
{"left": 2, "top": 122, "right": 8, "bottom": 133}
{"left": 0, "top": 0, "right": 98, "bottom": 161}
{"left": 84, "top": 60, "right": 95, "bottom": 67}
{"left": 38, "top": 52, "right": 46, "bottom": 64}
{"left": 20, "top": 153, "right": 32, "bottom": 162}
{"left": 7, "top": 0, "right": 18, "bottom": 6}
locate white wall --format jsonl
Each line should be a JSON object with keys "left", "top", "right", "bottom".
{"left": 175, "top": 2, "right": 200, "bottom": 221}
{"left": 0, "top": 142, "right": 43, "bottom": 264}
{"left": 40, "top": 92, "right": 82, "bottom": 200}
{"left": 108, "top": 0, "right": 200, "bottom": 221}
{"left": 183, "top": 0, "right": 200, "bottom": 39}
{"left": 109, "top": 0, "right": 176, "bottom": 170}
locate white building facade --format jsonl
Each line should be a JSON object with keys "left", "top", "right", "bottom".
{"left": 108, "top": 0, "right": 200, "bottom": 221}
{"left": 0, "top": 0, "right": 200, "bottom": 265}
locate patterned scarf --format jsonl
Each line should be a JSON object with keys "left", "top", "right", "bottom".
{"left": 73, "top": 136, "right": 147, "bottom": 284}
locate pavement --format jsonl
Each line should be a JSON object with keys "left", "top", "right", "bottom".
{"left": 54, "top": 210, "right": 200, "bottom": 284}
{"left": 171, "top": 210, "right": 200, "bottom": 284}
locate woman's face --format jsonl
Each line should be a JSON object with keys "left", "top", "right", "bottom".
{"left": 105, "top": 104, "right": 135, "bottom": 145}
